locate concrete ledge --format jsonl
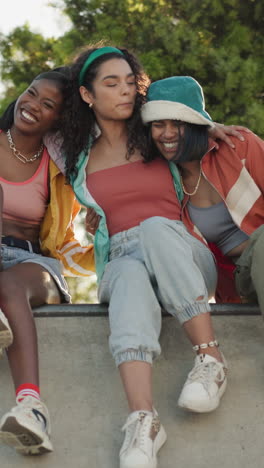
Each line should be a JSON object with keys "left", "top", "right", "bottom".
{"left": 1, "top": 314, "right": 264, "bottom": 468}
{"left": 33, "top": 303, "right": 261, "bottom": 317}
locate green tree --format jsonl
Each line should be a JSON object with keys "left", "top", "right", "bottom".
{"left": 0, "top": 25, "right": 59, "bottom": 114}
{"left": 0, "top": 0, "right": 263, "bottom": 131}
{"left": 67, "top": 276, "right": 98, "bottom": 303}
{"left": 55, "top": 0, "right": 264, "bottom": 133}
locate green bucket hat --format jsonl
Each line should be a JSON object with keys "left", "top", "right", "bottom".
{"left": 141, "top": 76, "right": 214, "bottom": 127}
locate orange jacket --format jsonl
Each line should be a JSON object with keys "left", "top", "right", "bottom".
{"left": 181, "top": 130, "right": 264, "bottom": 302}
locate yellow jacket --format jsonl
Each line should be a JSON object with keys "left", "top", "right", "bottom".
{"left": 40, "top": 158, "right": 94, "bottom": 277}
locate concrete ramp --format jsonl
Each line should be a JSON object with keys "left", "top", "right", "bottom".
{"left": 0, "top": 315, "right": 263, "bottom": 468}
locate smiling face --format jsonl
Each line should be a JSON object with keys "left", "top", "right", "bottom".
{"left": 79, "top": 58, "right": 137, "bottom": 123}
{"left": 13, "top": 78, "right": 64, "bottom": 137}
{"left": 151, "top": 119, "right": 184, "bottom": 161}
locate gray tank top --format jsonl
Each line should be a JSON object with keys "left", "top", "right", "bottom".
{"left": 187, "top": 201, "right": 249, "bottom": 255}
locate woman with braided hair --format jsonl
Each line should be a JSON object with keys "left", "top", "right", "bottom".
{"left": 0, "top": 69, "right": 94, "bottom": 455}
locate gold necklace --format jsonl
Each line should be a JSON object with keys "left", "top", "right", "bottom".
{"left": 6, "top": 129, "right": 44, "bottom": 164}
{"left": 180, "top": 167, "right": 202, "bottom": 196}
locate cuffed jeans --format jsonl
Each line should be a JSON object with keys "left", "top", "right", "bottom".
{"left": 98, "top": 217, "right": 217, "bottom": 366}
{"left": 235, "top": 225, "right": 264, "bottom": 315}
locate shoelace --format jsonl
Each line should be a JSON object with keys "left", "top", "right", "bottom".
{"left": 121, "top": 412, "right": 158, "bottom": 455}
{"left": 188, "top": 360, "right": 226, "bottom": 389}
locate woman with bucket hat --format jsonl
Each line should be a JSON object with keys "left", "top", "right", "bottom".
{"left": 141, "top": 75, "right": 264, "bottom": 314}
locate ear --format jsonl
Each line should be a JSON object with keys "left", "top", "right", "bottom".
{"left": 79, "top": 86, "right": 94, "bottom": 106}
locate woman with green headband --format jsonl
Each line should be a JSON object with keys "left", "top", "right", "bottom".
{"left": 57, "top": 46, "right": 245, "bottom": 468}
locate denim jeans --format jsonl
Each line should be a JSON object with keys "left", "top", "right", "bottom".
{"left": 0, "top": 245, "right": 70, "bottom": 303}
{"left": 235, "top": 225, "right": 264, "bottom": 314}
{"left": 99, "top": 217, "right": 217, "bottom": 366}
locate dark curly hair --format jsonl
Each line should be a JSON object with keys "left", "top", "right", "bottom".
{"left": 0, "top": 68, "right": 72, "bottom": 133}
{"left": 61, "top": 44, "right": 150, "bottom": 182}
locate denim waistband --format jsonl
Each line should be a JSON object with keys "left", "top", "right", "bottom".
{"left": 110, "top": 225, "right": 140, "bottom": 249}
{"left": 109, "top": 219, "right": 186, "bottom": 249}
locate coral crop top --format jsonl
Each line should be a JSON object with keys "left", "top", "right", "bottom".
{"left": 0, "top": 146, "right": 49, "bottom": 225}
{"left": 87, "top": 158, "right": 181, "bottom": 236}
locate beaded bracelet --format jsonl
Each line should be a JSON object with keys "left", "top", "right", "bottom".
{"left": 192, "top": 340, "right": 219, "bottom": 352}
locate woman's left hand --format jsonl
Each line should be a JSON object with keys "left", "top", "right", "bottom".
{"left": 210, "top": 123, "right": 250, "bottom": 149}
{"left": 85, "top": 207, "right": 101, "bottom": 235}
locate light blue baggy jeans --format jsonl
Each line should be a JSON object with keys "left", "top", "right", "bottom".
{"left": 98, "top": 217, "right": 217, "bottom": 366}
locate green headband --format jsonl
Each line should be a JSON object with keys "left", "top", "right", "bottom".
{"left": 78, "top": 47, "right": 124, "bottom": 86}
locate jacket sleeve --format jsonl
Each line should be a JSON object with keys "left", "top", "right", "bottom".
{"left": 243, "top": 132, "right": 264, "bottom": 193}
{"left": 40, "top": 161, "right": 95, "bottom": 277}
{"left": 56, "top": 197, "right": 95, "bottom": 277}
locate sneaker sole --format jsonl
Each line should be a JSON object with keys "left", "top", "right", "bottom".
{"left": 0, "top": 311, "right": 13, "bottom": 351}
{"left": 178, "top": 378, "right": 227, "bottom": 413}
{"left": 155, "top": 425, "right": 167, "bottom": 457}
{"left": 0, "top": 416, "right": 53, "bottom": 455}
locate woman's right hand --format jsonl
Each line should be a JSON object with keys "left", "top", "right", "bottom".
{"left": 85, "top": 207, "right": 101, "bottom": 235}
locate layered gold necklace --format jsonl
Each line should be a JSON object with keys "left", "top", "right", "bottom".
{"left": 180, "top": 167, "right": 202, "bottom": 196}
{"left": 6, "top": 129, "right": 44, "bottom": 164}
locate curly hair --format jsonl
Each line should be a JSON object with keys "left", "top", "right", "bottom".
{"left": 0, "top": 68, "right": 72, "bottom": 134}
{"left": 61, "top": 44, "right": 150, "bottom": 182}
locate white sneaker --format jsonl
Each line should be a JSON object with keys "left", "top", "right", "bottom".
{"left": 120, "top": 409, "right": 167, "bottom": 468}
{"left": 178, "top": 353, "right": 227, "bottom": 413}
{"left": 0, "top": 396, "right": 53, "bottom": 455}
{"left": 0, "top": 309, "right": 13, "bottom": 355}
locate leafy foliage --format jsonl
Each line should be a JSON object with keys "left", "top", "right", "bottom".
{"left": 0, "top": 0, "right": 263, "bottom": 134}
{"left": 67, "top": 276, "right": 98, "bottom": 303}
{"left": 0, "top": 25, "right": 58, "bottom": 113}
{"left": 0, "top": 2, "right": 260, "bottom": 128}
